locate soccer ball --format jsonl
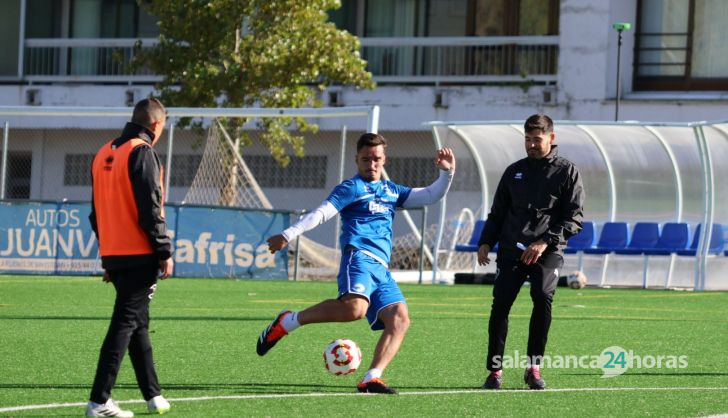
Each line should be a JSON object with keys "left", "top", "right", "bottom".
{"left": 567, "top": 271, "right": 588, "bottom": 289}
{"left": 323, "top": 339, "right": 362, "bottom": 376}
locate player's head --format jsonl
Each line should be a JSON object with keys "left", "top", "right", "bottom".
{"left": 132, "top": 97, "right": 167, "bottom": 145}
{"left": 523, "top": 113, "right": 555, "bottom": 160}
{"left": 355, "top": 133, "right": 387, "bottom": 182}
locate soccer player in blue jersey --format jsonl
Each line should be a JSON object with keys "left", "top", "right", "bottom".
{"left": 258, "top": 133, "right": 455, "bottom": 394}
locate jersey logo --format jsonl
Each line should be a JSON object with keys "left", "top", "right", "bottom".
{"left": 382, "top": 184, "right": 399, "bottom": 199}
{"left": 103, "top": 155, "right": 114, "bottom": 171}
{"left": 368, "top": 200, "right": 389, "bottom": 214}
{"left": 514, "top": 172, "right": 523, "bottom": 179}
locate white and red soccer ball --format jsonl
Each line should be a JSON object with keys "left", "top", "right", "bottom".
{"left": 323, "top": 339, "right": 362, "bottom": 375}
{"left": 567, "top": 271, "right": 588, "bottom": 289}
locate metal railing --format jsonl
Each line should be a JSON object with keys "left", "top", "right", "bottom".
{"left": 360, "top": 36, "right": 559, "bottom": 83}
{"left": 18, "top": 36, "right": 558, "bottom": 84}
{"left": 634, "top": 32, "right": 689, "bottom": 77}
{"left": 23, "top": 38, "right": 160, "bottom": 83}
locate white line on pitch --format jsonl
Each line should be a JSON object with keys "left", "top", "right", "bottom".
{"left": 1, "top": 387, "right": 727, "bottom": 413}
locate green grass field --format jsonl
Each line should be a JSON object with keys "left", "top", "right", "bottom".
{"left": 1, "top": 275, "right": 727, "bottom": 417}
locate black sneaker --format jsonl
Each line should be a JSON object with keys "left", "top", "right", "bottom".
{"left": 256, "top": 310, "right": 291, "bottom": 356}
{"left": 524, "top": 367, "right": 546, "bottom": 390}
{"left": 357, "top": 378, "right": 397, "bottom": 394}
{"left": 483, "top": 370, "right": 503, "bottom": 390}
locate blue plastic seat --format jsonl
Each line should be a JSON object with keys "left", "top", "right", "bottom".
{"left": 455, "top": 219, "right": 500, "bottom": 253}
{"left": 643, "top": 222, "right": 690, "bottom": 255}
{"left": 564, "top": 221, "right": 596, "bottom": 254}
{"left": 614, "top": 222, "right": 659, "bottom": 255}
{"left": 676, "top": 223, "right": 724, "bottom": 256}
{"left": 455, "top": 220, "right": 486, "bottom": 252}
{"left": 583, "top": 222, "right": 630, "bottom": 254}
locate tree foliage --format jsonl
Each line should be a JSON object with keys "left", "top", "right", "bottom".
{"left": 135, "top": 0, "right": 374, "bottom": 165}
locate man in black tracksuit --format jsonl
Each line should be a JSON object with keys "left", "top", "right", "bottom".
{"left": 86, "top": 98, "right": 173, "bottom": 417}
{"left": 478, "top": 114, "right": 584, "bottom": 390}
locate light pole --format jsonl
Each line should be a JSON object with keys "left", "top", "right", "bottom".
{"left": 612, "top": 22, "right": 631, "bottom": 121}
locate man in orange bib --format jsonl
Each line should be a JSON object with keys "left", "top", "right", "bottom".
{"left": 86, "top": 98, "right": 173, "bottom": 417}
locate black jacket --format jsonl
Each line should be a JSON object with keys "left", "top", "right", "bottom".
{"left": 89, "top": 122, "right": 172, "bottom": 270}
{"left": 478, "top": 145, "right": 584, "bottom": 261}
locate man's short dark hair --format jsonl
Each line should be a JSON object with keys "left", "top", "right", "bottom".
{"left": 356, "top": 133, "right": 387, "bottom": 152}
{"left": 131, "top": 97, "right": 166, "bottom": 128}
{"left": 524, "top": 113, "right": 554, "bottom": 134}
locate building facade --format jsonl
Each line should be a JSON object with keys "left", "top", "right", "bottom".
{"left": 1, "top": 0, "right": 727, "bottom": 127}
{"left": 1, "top": 0, "right": 727, "bottom": 206}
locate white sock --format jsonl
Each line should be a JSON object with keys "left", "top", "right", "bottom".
{"left": 280, "top": 311, "right": 300, "bottom": 333}
{"left": 528, "top": 363, "right": 540, "bottom": 371}
{"left": 362, "top": 368, "right": 383, "bottom": 383}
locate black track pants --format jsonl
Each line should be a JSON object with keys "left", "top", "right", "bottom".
{"left": 486, "top": 254, "right": 562, "bottom": 371}
{"left": 89, "top": 264, "right": 161, "bottom": 403}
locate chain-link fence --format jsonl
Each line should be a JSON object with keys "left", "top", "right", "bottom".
{"left": 0, "top": 107, "right": 477, "bottom": 280}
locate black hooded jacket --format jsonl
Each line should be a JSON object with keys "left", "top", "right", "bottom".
{"left": 478, "top": 145, "right": 584, "bottom": 262}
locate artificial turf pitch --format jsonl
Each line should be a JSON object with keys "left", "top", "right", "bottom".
{"left": 0, "top": 275, "right": 726, "bottom": 417}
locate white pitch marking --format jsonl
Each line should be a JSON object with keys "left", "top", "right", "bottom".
{"left": 1, "top": 387, "right": 727, "bottom": 413}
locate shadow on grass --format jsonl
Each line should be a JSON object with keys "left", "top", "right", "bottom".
{"left": 0, "top": 316, "right": 271, "bottom": 322}
{"left": 0, "top": 382, "right": 479, "bottom": 393}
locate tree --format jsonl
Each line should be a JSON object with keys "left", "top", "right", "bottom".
{"left": 135, "top": 0, "right": 374, "bottom": 166}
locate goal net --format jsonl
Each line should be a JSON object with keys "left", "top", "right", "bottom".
{"left": 183, "top": 120, "right": 341, "bottom": 272}
{"left": 178, "top": 110, "right": 477, "bottom": 279}
{"left": 0, "top": 105, "right": 478, "bottom": 280}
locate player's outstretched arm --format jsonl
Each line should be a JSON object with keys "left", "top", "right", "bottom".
{"left": 267, "top": 201, "right": 339, "bottom": 254}
{"left": 401, "top": 148, "right": 455, "bottom": 208}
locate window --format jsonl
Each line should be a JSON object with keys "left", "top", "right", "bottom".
{"left": 331, "top": 0, "right": 559, "bottom": 37}
{"left": 64, "top": 154, "right": 93, "bottom": 186}
{"left": 25, "top": 0, "right": 63, "bottom": 38}
{"left": 385, "top": 157, "right": 439, "bottom": 188}
{"left": 0, "top": 0, "right": 22, "bottom": 76}
{"left": 330, "top": 0, "right": 559, "bottom": 82}
{"left": 130, "top": 153, "right": 203, "bottom": 189}
{"left": 471, "top": 0, "right": 559, "bottom": 37}
{"left": 246, "top": 155, "right": 328, "bottom": 189}
{"left": 161, "top": 154, "right": 202, "bottom": 188}
{"left": 634, "top": 0, "right": 728, "bottom": 90}
{"left": 23, "top": 0, "right": 160, "bottom": 77}
{"left": 6, "top": 152, "right": 32, "bottom": 199}
{"left": 25, "top": 0, "right": 158, "bottom": 39}
{"left": 385, "top": 157, "right": 478, "bottom": 191}
{"left": 63, "top": 153, "right": 202, "bottom": 188}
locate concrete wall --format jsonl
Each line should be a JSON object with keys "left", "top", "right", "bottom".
{"left": 1, "top": 0, "right": 726, "bottom": 130}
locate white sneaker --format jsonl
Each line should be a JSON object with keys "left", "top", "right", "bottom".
{"left": 85, "top": 399, "right": 134, "bottom": 417}
{"left": 147, "top": 395, "right": 171, "bottom": 414}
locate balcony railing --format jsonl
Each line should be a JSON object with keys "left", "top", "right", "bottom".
{"left": 19, "top": 36, "right": 558, "bottom": 84}
{"left": 23, "top": 38, "right": 161, "bottom": 83}
{"left": 360, "top": 36, "right": 559, "bottom": 83}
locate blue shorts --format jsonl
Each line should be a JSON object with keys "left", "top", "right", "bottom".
{"left": 337, "top": 249, "right": 405, "bottom": 331}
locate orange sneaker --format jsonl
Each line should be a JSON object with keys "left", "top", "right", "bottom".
{"left": 357, "top": 378, "right": 397, "bottom": 394}
{"left": 256, "top": 310, "right": 291, "bottom": 356}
